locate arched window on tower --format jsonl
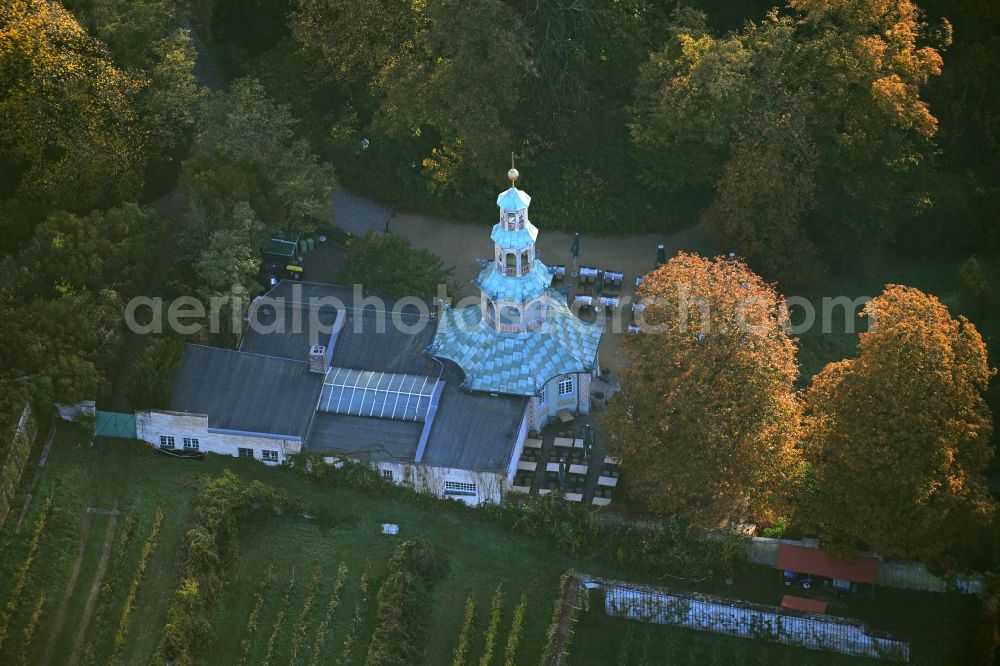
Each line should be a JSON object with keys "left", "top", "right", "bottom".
{"left": 505, "top": 252, "right": 516, "bottom": 276}
{"left": 520, "top": 250, "right": 530, "bottom": 274}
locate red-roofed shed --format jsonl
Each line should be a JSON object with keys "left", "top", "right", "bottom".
{"left": 780, "top": 595, "right": 828, "bottom": 614}
{"left": 777, "top": 544, "right": 879, "bottom": 584}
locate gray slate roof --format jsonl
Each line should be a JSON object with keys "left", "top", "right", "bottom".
{"left": 305, "top": 412, "right": 422, "bottom": 461}
{"left": 170, "top": 345, "right": 323, "bottom": 438}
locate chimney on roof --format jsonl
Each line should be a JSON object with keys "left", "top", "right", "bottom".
{"left": 309, "top": 345, "right": 327, "bottom": 374}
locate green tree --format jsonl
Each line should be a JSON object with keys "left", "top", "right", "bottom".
{"left": 802, "top": 285, "right": 996, "bottom": 563}
{"left": 140, "top": 29, "right": 204, "bottom": 159}
{"left": 25, "top": 204, "right": 161, "bottom": 299}
{"left": 338, "top": 231, "right": 454, "bottom": 300}
{"left": 602, "top": 253, "right": 803, "bottom": 527}
{"left": 181, "top": 78, "right": 334, "bottom": 233}
{"left": 192, "top": 201, "right": 265, "bottom": 303}
{"left": 0, "top": 0, "right": 147, "bottom": 213}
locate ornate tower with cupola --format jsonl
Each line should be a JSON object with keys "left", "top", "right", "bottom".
{"left": 427, "top": 168, "right": 604, "bottom": 431}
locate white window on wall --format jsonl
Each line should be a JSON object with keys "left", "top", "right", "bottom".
{"left": 183, "top": 437, "right": 200, "bottom": 451}
{"left": 444, "top": 481, "right": 476, "bottom": 496}
{"left": 538, "top": 389, "right": 547, "bottom": 407}
{"left": 558, "top": 375, "right": 575, "bottom": 396}
{"left": 159, "top": 435, "right": 175, "bottom": 449}
{"left": 382, "top": 469, "right": 394, "bottom": 481}
{"left": 262, "top": 450, "right": 279, "bottom": 462}
{"left": 238, "top": 447, "right": 253, "bottom": 459}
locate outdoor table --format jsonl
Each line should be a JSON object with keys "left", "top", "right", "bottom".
{"left": 592, "top": 497, "right": 612, "bottom": 507}
{"left": 564, "top": 493, "right": 584, "bottom": 502}
{"left": 524, "top": 438, "right": 543, "bottom": 449}
{"left": 511, "top": 485, "right": 530, "bottom": 494}
{"left": 598, "top": 475, "right": 618, "bottom": 487}
{"left": 551, "top": 265, "right": 566, "bottom": 279}
{"left": 605, "top": 455, "right": 620, "bottom": 465}
{"left": 635, "top": 276, "right": 644, "bottom": 287}
{"left": 538, "top": 488, "right": 552, "bottom": 495}
{"left": 517, "top": 460, "right": 537, "bottom": 472}
{"left": 554, "top": 437, "right": 575, "bottom": 448}
{"left": 569, "top": 464, "right": 589, "bottom": 475}
{"left": 631, "top": 302, "right": 645, "bottom": 314}
{"left": 572, "top": 438, "right": 585, "bottom": 448}
{"left": 572, "top": 294, "right": 592, "bottom": 308}
{"left": 546, "top": 462, "right": 561, "bottom": 473}
{"left": 599, "top": 296, "right": 620, "bottom": 310}
{"left": 605, "top": 271, "right": 624, "bottom": 286}
{"left": 579, "top": 266, "right": 598, "bottom": 283}
{"left": 627, "top": 325, "right": 642, "bottom": 334}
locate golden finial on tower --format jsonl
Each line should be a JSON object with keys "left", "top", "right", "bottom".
{"left": 507, "top": 152, "right": 519, "bottom": 187}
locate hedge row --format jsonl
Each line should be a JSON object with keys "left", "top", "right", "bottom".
{"left": 111, "top": 508, "right": 164, "bottom": 661}
{"left": 154, "top": 470, "right": 282, "bottom": 664}
{"left": 292, "top": 456, "right": 745, "bottom": 582}
{"left": 503, "top": 595, "right": 528, "bottom": 666}
{"left": 451, "top": 598, "right": 476, "bottom": 666}
{"left": 0, "top": 493, "right": 52, "bottom": 649}
{"left": 237, "top": 565, "right": 272, "bottom": 666}
{"left": 309, "top": 562, "right": 349, "bottom": 666}
{"left": 364, "top": 539, "right": 439, "bottom": 666}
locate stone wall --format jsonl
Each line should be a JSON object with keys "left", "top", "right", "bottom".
{"left": 595, "top": 577, "right": 910, "bottom": 662}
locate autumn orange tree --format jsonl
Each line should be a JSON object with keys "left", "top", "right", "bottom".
{"left": 631, "top": 0, "right": 948, "bottom": 284}
{"left": 802, "top": 285, "right": 995, "bottom": 563}
{"left": 602, "top": 253, "right": 802, "bottom": 528}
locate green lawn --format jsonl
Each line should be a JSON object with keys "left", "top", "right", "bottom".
{"left": 0, "top": 423, "right": 981, "bottom": 664}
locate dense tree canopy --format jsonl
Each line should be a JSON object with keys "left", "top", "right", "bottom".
{"left": 181, "top": 77, "right": 334, "bottom": 234}
{"left": 338, "top": 231, "right": 454, "bottom": 301}
{"left": 603, "top": 253, "right": 803, "bottom": 527}
{"left": 0, "top": 0, "right": 146, "bottom": 214}
{"left": 630, "top": 1, "right": 948, "bottom": 283}
{"left": 802, "top": 285, "right": 995, "bottom": 563}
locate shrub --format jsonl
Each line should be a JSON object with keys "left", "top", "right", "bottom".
{"left": 451, "top": 598, "right": 475, "bottom": 666}
{"left": 503, "top": 595, "right": 527, "bottom": 666}
{"left": 19, "top": 593, "right": 45, "bottom": 665}
{"left": 237, "top": 565, "right": 272, "bottom": 666}
{"left": 479, "top": 585, "right": 504, "bottom": 666}
{"left": 309, "top": 562, "right": 349, "bottom": 666}
{"left": 364, "top": 539, "right": 439, "bottom": 666}
{"left": 154, "top": 471, "right": 282, "bottom": 664}
{"left": 0, "top": 493, "right": 52, "bottom": 649}
{"left": 262, "top": 571, "right": 296, "bottom": 666}
{"left": 112, "top": 508, "right": 164, "bottom": 661}
{"left": 289, "top": 570, "right": 323, "bottom": 664}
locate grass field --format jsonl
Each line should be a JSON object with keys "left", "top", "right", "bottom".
{"left": 0, "top": 422, "right": 981, "bottom": 664}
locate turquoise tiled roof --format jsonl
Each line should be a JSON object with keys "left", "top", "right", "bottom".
{"left": 497, "top": 187, "right": 531, "bottom": 211}
{"left": 475, "top": 261, "right": 553, "bottom": 303}
{"left": 427, "top": 295, "right": 603, "bottom": 396}
{"left": 491, "top": 221, "right": 537, "bottom": 249}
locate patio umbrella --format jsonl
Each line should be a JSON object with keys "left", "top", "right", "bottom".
{"left": 656, "top": 244, "right": 667, "bottom": 266}
{"left": 558, "top": 457, "right": 568, "bottom": 491}
{"left": 570, "top": 232, "right": 580, "bottom": 277}
{"left": 594, "top": 269, "right": 605, "bottom": 294}
{"left": 582, "top": 424, "right": 593, "bottom": 461}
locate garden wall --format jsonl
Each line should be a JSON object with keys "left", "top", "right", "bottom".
{"left": 0, "top": 404, "right": 38, "bottom": 531}
{"left": 593, "top": 577, "right": 910, "bottom": 662}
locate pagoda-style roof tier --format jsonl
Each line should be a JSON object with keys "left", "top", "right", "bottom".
{"left": 427, "top": 296, "right": 603, "bottom": 397}
{"left": 497, "top": 187, "right": 531, "bottom": 212}
{"left": 475, "top": 261, "right": 553, "bottom": 304}
{"left": 491, "top": 221, "right": 538, "bottom": 249}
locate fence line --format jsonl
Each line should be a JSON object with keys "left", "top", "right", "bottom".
{"left": 0, "top": 404, "right": 38, "bottom": 531}
{"left": 590, "top": 576, "right": 910, "bottom": 662}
